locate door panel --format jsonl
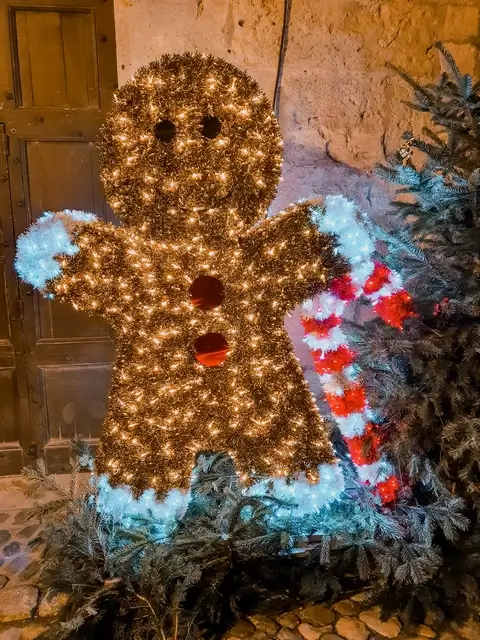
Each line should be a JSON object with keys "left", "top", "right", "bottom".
{"left": 26, "top": 140, "right": 105, "bottom": 215}
{"left": 13, "top": 8, "right": 99, "bottom": 109}
{"left": 41, "top": 363, "right": 110, "bottom": 445}
{"left": 25, "top": 138, "right": 110, "bottom": 339}
{"left": 0, "top": 365, "right": 17, "bottom": 442}
{"left": 0, "top": 0, "right": 117, "bottom": 473}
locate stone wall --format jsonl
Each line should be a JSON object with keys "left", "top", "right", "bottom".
{"left": 112, "top": 0, "right": 480, "bottom": 365}
{"left": 113, "top": 0, "right": 480, "bottom": 211}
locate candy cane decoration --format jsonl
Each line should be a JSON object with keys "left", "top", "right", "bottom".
{"left": 301, "top": 195, "right": 416, "bottom": 504}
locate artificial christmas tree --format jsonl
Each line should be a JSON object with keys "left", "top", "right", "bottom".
{"left": 346, "top": 43, "right": 480, "bottom": 502}
{"left": 343, "top": 42, "right": 480, "bottom": 621}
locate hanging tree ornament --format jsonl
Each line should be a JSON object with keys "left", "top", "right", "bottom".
{"left": 16, "top": 53, "right": 350, "bottom": 499}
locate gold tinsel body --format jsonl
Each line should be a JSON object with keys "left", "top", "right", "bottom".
{"left": 45, "top": 53, "right": 348, "bottom": 496}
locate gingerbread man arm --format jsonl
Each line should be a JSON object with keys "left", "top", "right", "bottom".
{"left": 240, "top": 198, "right": 349, "bottom": 312}
{"left": 15, "top": 210, "right": 126, "bottom": 319}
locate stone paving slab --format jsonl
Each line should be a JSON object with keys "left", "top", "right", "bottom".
{"left": 0, "top": 475, "right": 72, "bottom": 591}
{"left": 225, "top": 601, "right": 478, "bottom": 640}
{"left": 0, "top": 508, "right": 41, "bottom": 590}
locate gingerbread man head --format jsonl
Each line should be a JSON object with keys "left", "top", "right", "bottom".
{"left": 99, "top": 52, "right": 283, "bottom": 241}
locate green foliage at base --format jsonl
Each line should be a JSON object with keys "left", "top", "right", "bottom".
{"left": 23, "top": 442, "right": 475, "bottom": 640}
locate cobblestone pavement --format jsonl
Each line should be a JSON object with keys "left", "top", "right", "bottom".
{"left": 0, "top": 477, "right": 45, "bottom": 593}
{"left": 0, "top": 475, "right": 479, "bottom": 639}
{"left": 0, "top": 476, "right": 67, "bottom": 638}
{"left": 227, "top": 597, "right": 479, "bottom": 640}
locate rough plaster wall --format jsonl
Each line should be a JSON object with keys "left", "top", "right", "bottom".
{"left": 114, "top": 0, "right": 479, "bottom": 200}
{"left": 112, "top": 0, "right": 480, "bottom": 384}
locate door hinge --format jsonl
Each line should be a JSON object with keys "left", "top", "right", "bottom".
{"left": 1, "top": 133, "right": 10, "bottom": 156}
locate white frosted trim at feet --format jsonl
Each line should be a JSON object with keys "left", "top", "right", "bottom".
{"left": 95, "top": 462, "right": 346, "bottom": 530}
{"left": 248, "top": 462, "right": 345, "bottom": 516}
{"left": 95, "top": 475, "right": 190, "bottom": 537}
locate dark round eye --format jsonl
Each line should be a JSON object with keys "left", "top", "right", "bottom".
{"left": 200, "top": 116, "right": 221, "bottom": 139}
{"left": 154, "top": 120, "right": 176, "bottom": 143}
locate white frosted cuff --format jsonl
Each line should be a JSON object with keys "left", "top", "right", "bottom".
{"left": 309, "top": 194, "right": 375, "bottom": 267}
{"left": 15, "top": 210, "right": 96, "bottom": 290}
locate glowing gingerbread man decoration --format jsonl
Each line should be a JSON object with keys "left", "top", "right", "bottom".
{"left": 16, "top": 53, "right": 349, "bottom": 497}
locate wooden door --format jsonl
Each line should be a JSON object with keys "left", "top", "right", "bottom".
{"left": 0, "top": 0, "right": 117, "bottom": 473}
